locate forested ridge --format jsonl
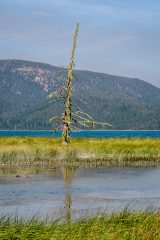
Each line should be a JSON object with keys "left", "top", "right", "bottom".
{"left": 1, "top": 59, "right": 160, "bottom": 130}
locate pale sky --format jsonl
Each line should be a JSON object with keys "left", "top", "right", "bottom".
{"left": 0, "top": 0, "right": 160, "bottom": 87}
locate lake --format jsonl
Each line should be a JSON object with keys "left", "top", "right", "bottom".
{"left": 0, "top": 167, "right": 160, "bottom": 221}
{"left": 0, "top": 130, "right": 160, "bottom": 138}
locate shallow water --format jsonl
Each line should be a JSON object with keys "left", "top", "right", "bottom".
{"left": 0, "top": 167, "right": 160, "bottom": 220}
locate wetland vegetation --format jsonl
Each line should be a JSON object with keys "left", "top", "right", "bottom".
{"left": 0, "top": 137, "right": 160, "bottom": 167}
{"left": 0, "top": 211, "right": 160, "bottom": 240}
{"left": 1, "top": 137, "right": 160, "bottom": 239}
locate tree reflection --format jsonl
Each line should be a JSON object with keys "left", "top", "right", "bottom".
{"left": 62, "top": 167, "right": 76, "bottom": 224}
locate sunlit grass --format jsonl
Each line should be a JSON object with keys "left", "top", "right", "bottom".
{"left": 0, "top": 211, "right": 160, "bottom": 239}
{"left": 0, "top": 137, "right": 160, "bottom": 167}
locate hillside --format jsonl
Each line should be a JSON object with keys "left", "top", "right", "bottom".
{"left": 0, "top": 59, "right": 160, "bottom": 130}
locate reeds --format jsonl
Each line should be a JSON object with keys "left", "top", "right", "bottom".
{"left": 0, "top": 211, "right": 160, "bottom": 239}
{"left": 0, "top": 137, "right": 160, "bottom": 167}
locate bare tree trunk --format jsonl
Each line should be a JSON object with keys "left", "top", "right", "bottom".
{"left": 62, "top": 23, "right": 79, "bottom": 144}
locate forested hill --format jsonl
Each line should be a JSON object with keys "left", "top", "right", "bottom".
{"left": 0, "top": 59, "right": 160, "bottom": 130}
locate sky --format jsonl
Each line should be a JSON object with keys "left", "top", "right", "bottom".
{"left": 0, "top": 0, "right": 160, "bottom": 87}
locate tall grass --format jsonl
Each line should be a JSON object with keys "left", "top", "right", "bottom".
{"left": 0, "top": 137, "right": 160, "bottom": 167}
{"left": 0, "top": 211, "right": 160, "bottom": 239}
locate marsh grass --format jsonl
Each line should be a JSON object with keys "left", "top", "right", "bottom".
{"left": 0, "top": 137, "right": 160, "bottom": 167}
{"left": 0, "top": 211, "right": 160, "bottom": 239}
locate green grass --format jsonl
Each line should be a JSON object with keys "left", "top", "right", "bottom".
{"left": 0, "top": 137, "right": 160, "bottom": 167}
{"left": 0, "top": 211, "right": 160, "bottom": 239}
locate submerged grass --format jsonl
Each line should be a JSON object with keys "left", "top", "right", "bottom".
{"left": 0, "top": 211, "right": 160, "bottom": 239}
{"left": 0, "top": 137, "right": 160, "bottom": 167}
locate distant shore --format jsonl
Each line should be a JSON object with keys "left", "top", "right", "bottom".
{"left": 0, "top": 137, "right": 160, "bottom": 167}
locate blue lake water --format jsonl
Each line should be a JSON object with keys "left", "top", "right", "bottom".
{"left": 0, "top": 130, "right": 160, "bottom": 138}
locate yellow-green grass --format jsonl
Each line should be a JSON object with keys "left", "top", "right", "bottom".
{"left": 0, "top": 137, "right": 160, "bottom": 167}
{"left": 0, "top": 211, "right": 160, "bottom": 239}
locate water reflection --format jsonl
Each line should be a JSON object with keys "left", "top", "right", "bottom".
{"left": 0, "top": 167, "right": 160, "bottom": 220}
{"left": 62, "top": 167, "right": 76, "bottom": 224}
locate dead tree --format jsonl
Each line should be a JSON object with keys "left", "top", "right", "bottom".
{"left": 48, "top": 23, "right": 112, "bottom": 144}
{"left": 62, "top": 23, "right": 79, "bottom": 144}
